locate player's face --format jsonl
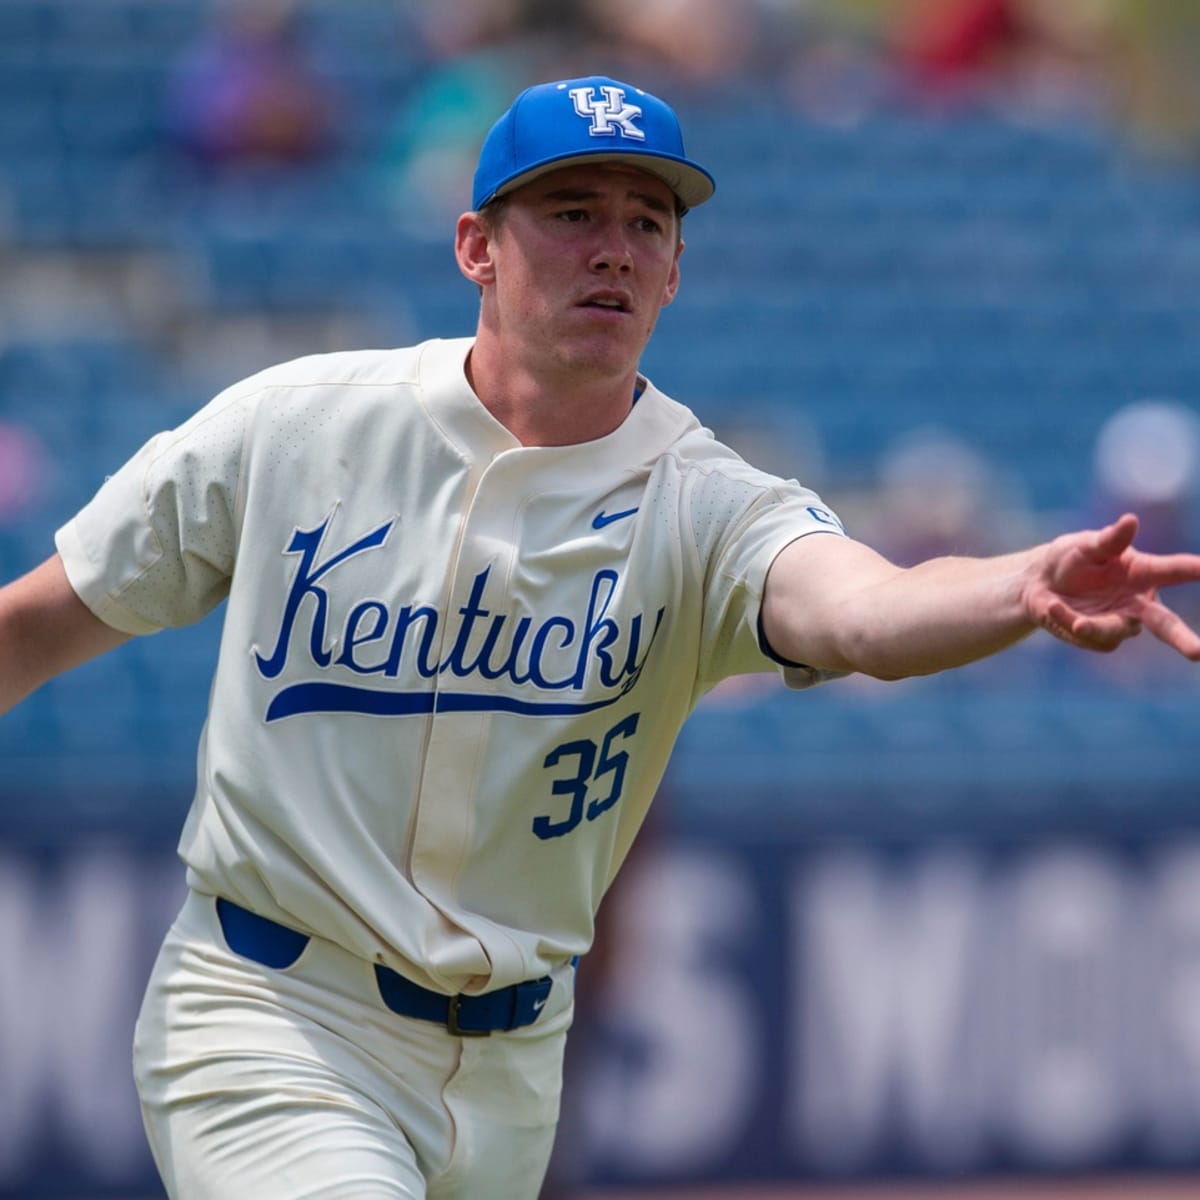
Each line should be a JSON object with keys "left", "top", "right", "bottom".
{"left": 471, "top": 163, "right": 683, "bottom": 382}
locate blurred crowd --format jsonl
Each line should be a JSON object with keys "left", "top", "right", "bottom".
{"left": 147, "top": 1, "right": 1200, "bottom": 189}
{"left": 3, "top": 0, "right": 1200, "bottom": 685}
{"left": 374, "top": 0, "right": 1200, "bottom": 147}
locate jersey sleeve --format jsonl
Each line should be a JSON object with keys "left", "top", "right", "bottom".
{"left": 684, "top": 458, "right": 848, "bottom": 692}
{"left": 54, "top": 382, "right": 255, "bottom": 635}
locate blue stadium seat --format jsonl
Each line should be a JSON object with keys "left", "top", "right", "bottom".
{"left": 7, "top": 48, "right": 1200, "bottom": 809}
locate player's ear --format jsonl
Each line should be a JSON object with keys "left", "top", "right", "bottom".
{"left": 456, "top": 211, "right": 496, "bottom": 288}
{"left": 661, "top": 239, "right": 683, "bottom": 308}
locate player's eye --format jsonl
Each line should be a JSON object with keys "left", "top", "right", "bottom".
{"left": 634, "top": 215, "right": 664, "bottom": 235}
{"left": 556, "top": 208, "right": 589, "bottom": 223}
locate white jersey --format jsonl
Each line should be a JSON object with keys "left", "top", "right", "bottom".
{"left": 56, "top": 337, "right": 844, "bottom": 995}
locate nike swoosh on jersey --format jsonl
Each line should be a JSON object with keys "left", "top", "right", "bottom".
{"left": 592, "top": 507, "right": 639, "bottom": 529}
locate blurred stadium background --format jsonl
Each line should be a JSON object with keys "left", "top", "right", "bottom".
{"left": 3, "top": 0, "right": 1200, "bottom": 1197}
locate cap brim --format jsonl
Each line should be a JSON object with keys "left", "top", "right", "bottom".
{"left": 484, "top": 149, "right": 716, "bottom": 212}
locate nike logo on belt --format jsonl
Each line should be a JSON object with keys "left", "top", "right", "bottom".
{"left": 592, "top": 507, "right": 639, "bottom": 529}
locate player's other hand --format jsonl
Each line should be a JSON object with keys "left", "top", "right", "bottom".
{"left": 1021, "top": 513, "right": 1200, "bottom": 658}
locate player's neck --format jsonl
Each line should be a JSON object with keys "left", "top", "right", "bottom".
{"left": 465, "top": 340, "right": 640, "bottom": 448}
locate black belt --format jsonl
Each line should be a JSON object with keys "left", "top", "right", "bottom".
{"left": 214, "top": 897, "right": 553, "bottom": 1037}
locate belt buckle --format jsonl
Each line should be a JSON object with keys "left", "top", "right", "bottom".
{"left": 447, "top": 994, "right": 491, "bottom": 1037}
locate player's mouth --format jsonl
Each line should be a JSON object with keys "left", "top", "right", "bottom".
{"left": 577, "top": 290, "right": 632, "bottom": 315}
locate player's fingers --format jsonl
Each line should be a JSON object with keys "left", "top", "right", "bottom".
{"left": 1136, "top": 597, "right": 1200, "bottom": 661}
{"left": 1073, "top": 611, "right": 1141, "bottom": 651}
{"left": 1041, "top": 598, "right": 1088, "bottom": 647}
{"left": 1130, "top": 552, "right": 1200, "bottom": 590}
{"left": 1043, "top": 598, "right": 1138, "bottom": 652}
{"left": 1084, "top": 513, "right": 1139, "bottom": 560}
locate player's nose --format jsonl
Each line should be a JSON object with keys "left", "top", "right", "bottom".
{"left": 589, "top": 241, "right": 634, "bottom": 274}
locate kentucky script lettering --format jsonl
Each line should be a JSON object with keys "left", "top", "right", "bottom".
{"left": 252, "top": 514, "right": 667, "bottom": 721}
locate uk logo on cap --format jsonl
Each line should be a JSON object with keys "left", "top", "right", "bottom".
{"left": 471, "top": 74, "right": 715, "bottom": 211}
{"left": 568, "top": 85, "right": 646, "bottom": 141}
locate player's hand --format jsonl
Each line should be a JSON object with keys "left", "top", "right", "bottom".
{"left": 1021, "top": 513, "right": 1200, "bottom": 659}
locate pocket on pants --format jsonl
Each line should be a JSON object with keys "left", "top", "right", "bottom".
{"left": 215, "top": 898, "right": 311, "bottom": 970}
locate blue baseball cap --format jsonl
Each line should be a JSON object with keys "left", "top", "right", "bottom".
{"left": 472, "top": 76, "right": 715, "bottom": 213}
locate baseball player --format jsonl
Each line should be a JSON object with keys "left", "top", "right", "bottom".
{"left": 3, "top": 75, "right": 1200, "bottom": 1200}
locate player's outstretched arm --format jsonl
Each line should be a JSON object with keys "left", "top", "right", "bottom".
{"left": 0, "top": 554, "right": 131, "bottom": 715}
{"left": 761, "top": 514, "right": 1200, "bottom": 681}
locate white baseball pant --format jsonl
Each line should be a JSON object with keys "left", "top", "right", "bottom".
{"left": 133, "top": 889, "right": 575, "bottom": 1199}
